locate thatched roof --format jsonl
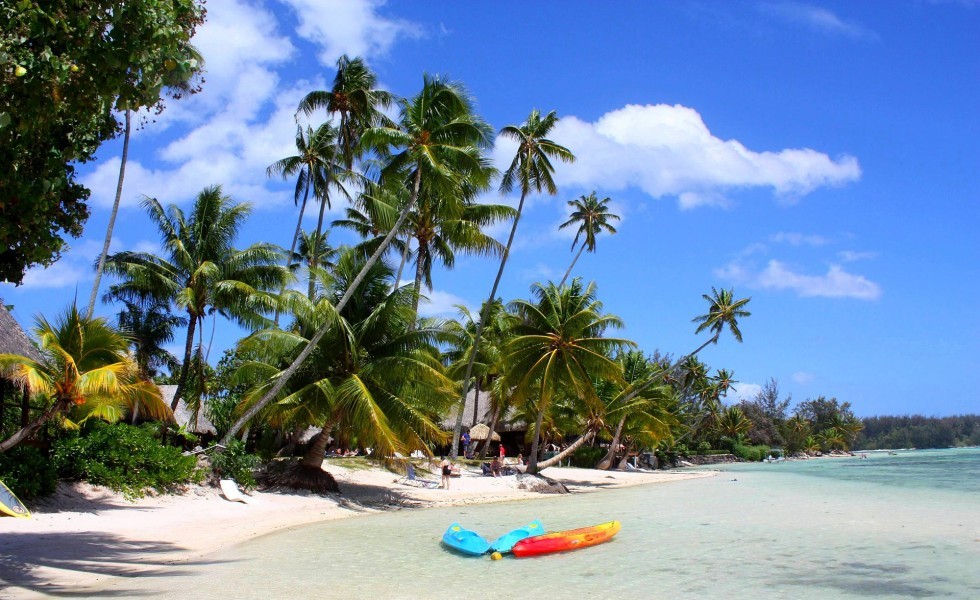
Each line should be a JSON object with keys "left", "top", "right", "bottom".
{"left": 468, "top": 422, "right": 500, "bottom": 442}
{"left": 0, "top": 301, "right": 42, "bottom": 362}
{"left": 442, "top": 389, "right": 526, "bottom": 433}
{"left": 158, "top": 384, "right": 217, "bottom": 435}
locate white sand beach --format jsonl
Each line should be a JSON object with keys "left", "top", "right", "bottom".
{"left": 1, "top": 461, "right": 714, "bottom": 598}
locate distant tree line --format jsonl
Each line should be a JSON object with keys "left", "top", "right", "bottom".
{"left": 855, "top": 415, "right": 980, "bottom": 450}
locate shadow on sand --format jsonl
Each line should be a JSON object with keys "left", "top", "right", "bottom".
{"left": 0, "top": 531, "right": 228, "bottom": 598}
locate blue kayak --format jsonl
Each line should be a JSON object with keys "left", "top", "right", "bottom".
{"left": 442, "top": 522, "right": 491, "bottom": 556}
{"left": 491, "top": 519, "right": 545, "bottom": 553}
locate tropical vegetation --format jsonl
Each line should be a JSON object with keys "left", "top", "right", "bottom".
{"left": 2, "top": 44, "right": 898, "bottom": 506}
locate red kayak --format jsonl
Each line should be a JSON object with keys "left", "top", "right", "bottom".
{"left": 511, "top": 520, "right": 620, "bottom": 557}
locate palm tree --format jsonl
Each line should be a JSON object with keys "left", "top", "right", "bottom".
{"left": 104, "top": 186, "right": 290, "bottom": 414}
{"left": 87, "top": 45, "right": 204, "bottom": 319}
{"left": 116, "top": 298, "right": 186, "bottom": 380}
{"left": 297, "top": 54, "right": 395, "bottom": 170}
{"left": 234, "top": 249, "right": 454, "bottom": 491}
{"left": 504, "top": 279, "right": 632, "bottom": 474}
{"left": 0, "top": 305, "right": 169, "bottom": 452}
{"left": 595, "top": 351, "right": 677, "bottom": 470}
{"left": 289, "top": 229, "right": 337, "bottom": 300}
{"left": 691, "top": 287, "right": 751, "bottom": 346}
{"left": 405, "top": 179, "right": 511, "bottom": 315}
{"left": 558, "top": 191, "right": 619, "bottom": 287}
{"left": 267, "top": 124, "right": 343, "bottom": 276}
{"left": 717, "top": 405, "right": 753, "bottom": 439}
{"left": 443, "top": 299, "right": 514, "bottom": 458}
{"left": 451, "top": 109, "right": 575, "bottom": 459}
{"left": 221, "top": 75, "right": 493, "bottom": 445}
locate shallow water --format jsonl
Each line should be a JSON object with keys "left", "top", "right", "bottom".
{"left": 93, "top": 448, "right": 979, "bottom": 599}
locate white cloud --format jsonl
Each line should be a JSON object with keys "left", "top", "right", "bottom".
{"left": 769, "top": 232, "right": 830, "bottom": 246}
{"left": 524, "top": 104, "right": 860, "bottom": 208}
{"left": 792, "top": 371, "right": 815, "bottom": 384}
{"left": 759, "top": 2, "right": 880, "bottom": 41}
{"left": 281, "top": 0, "right": 422, "bottom": 65}
{"left": 731, "top": 382, "right": 763, "bottom": 402}
{"left": 717, "top": 259, "right": 882, "bottom": 300}
{"left": 417, "top": 288, "right": 471, "bottom": 318}
{"left": 838, "top": 250, "right": 878, "bottom": 263}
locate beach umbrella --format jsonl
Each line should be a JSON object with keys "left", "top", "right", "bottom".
{"left": 468, "top": 423, "right": 500, "bottom": 442}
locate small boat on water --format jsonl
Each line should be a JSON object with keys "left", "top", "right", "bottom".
{"left": 491, "top": 519, "right": 544, "bottom": 554}
{"left": 512, "top": 520, "right": 620, "bottom": 557}
{"left": 442, "top": 523, "right": 491, "bottom": 556}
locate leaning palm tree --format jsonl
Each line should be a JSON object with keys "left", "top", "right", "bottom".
{"left": 451, "top": 109, "right": 575, "bottom": 459}
{"left": 558, "top": 191, "right": 619, "bottom": 287}
{"left": 234, "top": 249, "right": 454, "bottom": 491}
{"left": 221, "top": 75, "right": 493, "bottom": 445}
{"left": 87, "top": 45, "right": 205, "bottom": 319}
{"left": 104, "top": 186, "right": 290, "bottom": 414}
{"left": 504, "top": 279, "right": 632, "bottom": 474}
{"left": 0, "top": 305, "right": 169, "bottom": 452}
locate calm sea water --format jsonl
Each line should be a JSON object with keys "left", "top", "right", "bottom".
{"left": 92, "top": 447, "right": 979, "bottom": 599}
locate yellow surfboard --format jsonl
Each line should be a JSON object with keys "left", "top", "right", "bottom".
{"left": 0, "top": 478, "right": 31, "bottom": 518}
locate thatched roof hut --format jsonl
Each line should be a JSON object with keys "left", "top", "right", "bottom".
{"left": 441, "top": 389, "right": 526, "bottom": 434}
{"left": 468, "top": 422, "right": 500, "bottom": 442}
{"left": 0, "top": 301, "right": 41, "bottom": 362}
{"left": 158, "top": 384, "right": 217, "bottom": 435}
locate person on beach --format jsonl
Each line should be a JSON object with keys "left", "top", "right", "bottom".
{"left": 490, "top": 456, "right": 502, "bottom": 477}
{"left": 440, "top": 456, "right": 452, "bottom": 489}
{"left": 499, "top": 444, "right": 506, "bottom": 459}
{"left": 462, "top": 431, "right": 471, "bottom": 458}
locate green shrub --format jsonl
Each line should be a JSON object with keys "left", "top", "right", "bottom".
{"left": 695, "top": 441, "right": 712, "bottom": 455}
{"left": 732, "top": 443, "right": 770, "bottom": 462}
{"left": 208, "top": 440, "right": 259, "bottom": 490}
{"left": 53, "top": 422, "right": 201, "bottom": 499}
{"left": 0, "top": 446, "right": 58, "bottom": 500}
{"left": 569, "top": 445, "right": 606, "bottom": 468}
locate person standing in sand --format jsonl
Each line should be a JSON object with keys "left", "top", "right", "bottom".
{"left": 440, "top": 456, "right": 452, "bottom": 489}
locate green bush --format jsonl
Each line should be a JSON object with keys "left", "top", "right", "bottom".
{"left": 569, "top": 445, "right": 606, "bottom": 468}
{"left": 0, "top": 446, "right": 58, "bottom": 500}
{"left": 732, "top": 443, "right": 771, "bottom": 462}
{"left": 208, "top": 440, "right": 259, "bottom": 490}
{"left": 53, "top": 422, "right": 201, "bottom": 499}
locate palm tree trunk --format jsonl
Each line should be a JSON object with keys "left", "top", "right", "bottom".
{"left": 309, "top": 195, "right": 329, "bottom": 300}
{"left": 87, "top": 109, "right": 131, "bottom": 319}
{"left": 411, "top": 239, "right": 424, "bottom": 317}
{"left": 221, "top": 167, "right": 424, "bottom": 446}
{"left": 477, "top": 400, "right": 502, "bottom": 460}
{"left": 170, "top": 312, "right": 197, "bottom": 411}
{"left": 0, "top": 397, "right": 72, "bottom": 453}
{"left": 450, "top": 187, "right": 529, "bottom": 459}
{"left": 596, "top": 413, "right": 628, "bottom": 470}
{"left": 525, "top": 402, "right": 548, "bottom": 474}
{"left": 616, "top": 440, "right": 635, "bottom": 469}
{"left": 300, "top": 412, "right": 341, "bottom": 469}
{"left": 274, "top": 182, "right": 310, "bottom": 326}
{"left": 277, "top": 424, "right": 307, "bottom": 457}
{"left": 531, "top": 428, "right": 597, "bottom": 473}
{"left": 288, "top": 185, "right": 311, "bottom": 270}
{"left": 393, "top": 235, "right": 410, "bottom": 292}
{"left": 558, "top": 243, "right": 586, "bottom": 288}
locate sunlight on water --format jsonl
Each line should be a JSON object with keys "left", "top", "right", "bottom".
{"left": 92, "top": 448, "right": 980, "bottom": 599}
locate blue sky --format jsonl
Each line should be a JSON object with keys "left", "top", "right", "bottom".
{"left": 2, "top": 1, "right": 978, "bottom": 416}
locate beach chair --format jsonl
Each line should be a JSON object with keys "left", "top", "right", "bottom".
{"left": 398, "top": 463, "right": 439, "bottom": 489}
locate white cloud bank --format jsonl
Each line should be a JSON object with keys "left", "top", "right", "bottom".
{"left": 717, "top": 259, "right": 882, "bottom": 300}
{"left": 507, "top": 104, "right": 861, "bottom": 209}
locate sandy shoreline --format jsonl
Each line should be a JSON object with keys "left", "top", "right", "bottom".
{"left": 1, "top": 461, "right": 714, "bottom": 598}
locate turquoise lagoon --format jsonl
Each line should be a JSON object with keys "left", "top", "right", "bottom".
{"left": 94, "top": 448, "right": 979, "bottom": 599}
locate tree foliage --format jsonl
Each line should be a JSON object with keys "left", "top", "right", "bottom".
{"left": 0, "top": 0, "right": 205, "bottom": 284}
